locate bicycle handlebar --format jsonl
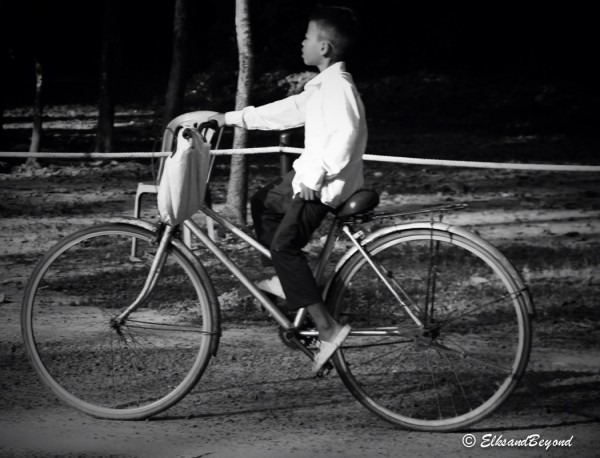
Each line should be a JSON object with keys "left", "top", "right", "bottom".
{"left": 182, "top": 119, "right": 219, "bottom": 139}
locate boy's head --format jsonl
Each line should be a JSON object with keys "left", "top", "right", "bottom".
{"left": 302, "top": 6, "right": 359, "bottom": 67}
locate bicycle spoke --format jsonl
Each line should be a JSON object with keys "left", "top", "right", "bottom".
{"left": 331, "top": 228, "right": 531, "bottom": 431}
{"left": 425, "top": 290, "right": 525, "bottom": 332}
{"left": 437, "top": 335, "right": 514, "bottom": 373}
{"left": 439, "top": 349, "right": 472, "bottom": 413}
{"left": 22, "top": 224, "right": 217, "bottom": 419}
{"left": 372, "top": 343, "right": 413, "bottom": 386}
{"left": 126, "top": 319, "right": 212, "bottom": 334}
{"left": 425, "top": 349, "right": 443, "bottom": 420}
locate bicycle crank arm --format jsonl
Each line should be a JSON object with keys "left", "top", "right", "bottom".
{"left": 281, "top": 328, "right": 317, "bottom": 361}
{"left": 285, "top": 329, "right": 335, "bottom": 377}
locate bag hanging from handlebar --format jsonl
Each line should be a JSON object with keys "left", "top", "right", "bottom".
{"left": 158, "top": 128, "right": 211, "bottom": 226}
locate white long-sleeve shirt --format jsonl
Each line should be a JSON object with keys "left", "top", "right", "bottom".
{"left": 224, "top": 62, "right": 367, "bottom": 207}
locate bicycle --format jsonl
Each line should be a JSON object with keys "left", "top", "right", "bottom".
{"left": 21, "top": 113, "right": 534, "bottom": 432}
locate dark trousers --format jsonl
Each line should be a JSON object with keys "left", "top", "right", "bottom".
{"left": 250, "top": 171, "right": 331, "bottom": 310}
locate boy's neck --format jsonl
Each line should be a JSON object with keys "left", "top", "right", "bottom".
{"left": 317, "top": 58, "right": 338, "bottom": 73}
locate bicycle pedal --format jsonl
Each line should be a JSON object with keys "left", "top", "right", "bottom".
{"left": 315, "top": 361, "right": 334, "bottom": 378}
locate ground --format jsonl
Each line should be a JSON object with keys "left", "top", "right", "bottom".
{"left": 1, "top": 110, "right": 600, "bottom": 456}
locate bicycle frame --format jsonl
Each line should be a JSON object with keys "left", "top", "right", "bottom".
{"left": 127, "top": 118, "right": 486, "bottom": 357}
{"left": 124, "top": 198, "right": 482, "bottom": 354}
{"left": 182, "top": 204, "right": 435, "bottom": 332}
{"left": 191, "top": 206, "right": 344, "bottom": 316}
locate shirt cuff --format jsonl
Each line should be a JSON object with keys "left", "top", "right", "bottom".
{"left": 224, "top": 110, "right": 244, "bottom": 127}
{"left": 299, "top": 168, "right": 326, "bottom": 191}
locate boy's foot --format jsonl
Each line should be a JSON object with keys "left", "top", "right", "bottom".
{"left": 312, "top": 324, "right": 351, "bottom": 373}
{"left": 256, "top": 275, "right": 286, "bottom": 299}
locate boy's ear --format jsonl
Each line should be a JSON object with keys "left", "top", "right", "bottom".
{"left": 320, "top": 40, "right": 331, "bottom": 57}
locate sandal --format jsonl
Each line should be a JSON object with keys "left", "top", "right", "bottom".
{"left": 312, "top": 324, "right": 351, "bottom": 373}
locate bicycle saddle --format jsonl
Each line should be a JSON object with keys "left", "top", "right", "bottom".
{"left": 335, "top": 189, "right": 380, "bottom": 219}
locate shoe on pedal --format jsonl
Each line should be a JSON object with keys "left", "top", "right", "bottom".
{"left": 312, "top": 324, "right": 351, "bottom": 373}
{"left": 256, "top": 275, "right": 286, "bottom": 300}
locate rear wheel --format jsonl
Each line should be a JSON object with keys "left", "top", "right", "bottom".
{"left": 21, "top": 223, "right": 218, "bottom": 420}
{"left": 329, "top": 228, "right": 532, "bottom": 431}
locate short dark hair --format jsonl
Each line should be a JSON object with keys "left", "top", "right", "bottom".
{"left": 309, "top": 6, "right": 360, "bottom": 61}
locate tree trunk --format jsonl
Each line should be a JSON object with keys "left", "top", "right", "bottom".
{"left": 26, "top": 57, "right": 43, "bottom": 168}
{"left": 0, "top": 0, "right": 4, "bottom": 150}
{"left": 225, "top": 0, "right": 254, "bottom": 225}
{"left": 0, "top": 62, "right": 3, "bottom": 148}
{"left": 95, "top": 0, "right": 118, "bottom": 153}
{"left": 0, "top": 89, "right": 3, "bottom": 150}
{"left": 163, "top": 0, "right": 190, "bottom": 128}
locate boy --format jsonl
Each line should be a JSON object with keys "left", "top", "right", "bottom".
{"left": 210, "top": 6, "right": 367, "bottom": 372}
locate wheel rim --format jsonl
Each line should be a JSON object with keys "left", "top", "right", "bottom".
{"left": 331, "top": 230, "right": 531, "bottom": 431}
{"left": 22, "top": 226, "right": 214, "bottom": 419}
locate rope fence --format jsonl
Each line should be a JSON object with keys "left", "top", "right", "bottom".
{"left": 1, "top": 147, "right": 599, "bottom": 172}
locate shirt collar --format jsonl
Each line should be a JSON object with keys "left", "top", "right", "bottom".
{"left": 305, "top": 61, "right": 346, "bottom": 87}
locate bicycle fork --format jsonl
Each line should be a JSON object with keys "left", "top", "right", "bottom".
{"left": 112, "top": 223, "right": 176, "bottom": 326}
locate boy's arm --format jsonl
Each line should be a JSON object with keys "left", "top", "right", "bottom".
{"left": 212, "top": 91, "right": 310, "bottom": 131}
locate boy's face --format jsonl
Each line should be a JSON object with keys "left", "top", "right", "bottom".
{"left": 302, "top": 21, "right": 325, "bottom": 67}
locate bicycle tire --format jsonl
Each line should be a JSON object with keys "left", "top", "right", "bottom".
{"left": 21, "top": 222, "right": 219, "bottom": 420}
{"left": 328, "top": 227, "right": 532, "bottom": 431}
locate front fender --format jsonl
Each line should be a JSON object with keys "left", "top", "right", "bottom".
{"left": 111, "top": 216, "right": 159, "bottom": 233}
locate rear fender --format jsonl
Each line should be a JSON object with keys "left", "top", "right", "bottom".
{"left": 324, "top": 220, "right": 534, "bottom": 316}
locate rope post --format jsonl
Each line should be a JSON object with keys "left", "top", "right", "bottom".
{"left": 279, "top": 132, "right": 292, "bottom": 175}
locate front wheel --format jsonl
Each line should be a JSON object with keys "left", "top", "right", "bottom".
{"left": 328, "top": 228, "right": 532, "bottom": 431}
{"left": 21, "top": 223, "right": 219, "bottom": 420}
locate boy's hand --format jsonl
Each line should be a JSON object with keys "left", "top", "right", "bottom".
{"left": 208, "top": 113, "right": 226, "bottom": 127}
{"left": 176, "top": 125, "right": 194, "bottom": 152}
{"left": 299, "top": 182, "right": 320, "bottom": 201}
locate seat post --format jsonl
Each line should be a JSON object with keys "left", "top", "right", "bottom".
{"left": 313, "top": 218, "right": 339, "bottom": 286}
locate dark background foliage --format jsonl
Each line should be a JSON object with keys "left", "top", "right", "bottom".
{"left": 1, "top": 0, "right": 598, "bottom": 149}
{"left": 2, "top": 1, "right": 597, "bottom": 100}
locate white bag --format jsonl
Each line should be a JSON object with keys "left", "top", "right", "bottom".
{"left": 158, "top": 128, "right": 211, "bottom": 226}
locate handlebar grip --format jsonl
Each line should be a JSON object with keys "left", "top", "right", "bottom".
{"left": 181, "top": 119, "right": 219, "bottom": 139}
{"left": 198, "top": 119, "right": 219, "bottom": 131}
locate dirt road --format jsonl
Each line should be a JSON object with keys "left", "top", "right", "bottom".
{"left": 1, "top": 160, "right": 599, "bottom": 457}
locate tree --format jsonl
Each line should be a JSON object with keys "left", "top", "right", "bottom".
{"left": 0, "top": 0, "right": 4, "bottom": 150}
{"left": 27, "top": 57, "right": 43, "bottom": 161}
{"left": 163, "top": 0, "right": 190, "bottom": 128}
{"left": 95, "top": 0, "right": 119, "bottom": 153}
{"left": 25, "top": 2, "right": 45, "bottom": 167}
{"left": 225, "top": 0, "right": 254, "bottom": 225}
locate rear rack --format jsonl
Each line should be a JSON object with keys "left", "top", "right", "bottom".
{"left": 354, "top": 203, "right": 469, "bottom": 223}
